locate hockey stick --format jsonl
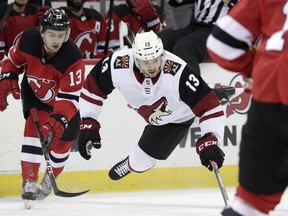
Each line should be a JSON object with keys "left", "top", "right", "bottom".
{"left": 104, "top": 0, "right": 114, "bottom": 54}
{"left": 160, "top": 0, "right": 165, "bottom": 23}
{"left": 30, "top": 108, "right": 89, "bottom": 198}
{"left": 210, "top": 161, "right": 229, "bottom": 206}
{"left": 0, "top": 3, "right": 13, "bottom": 31}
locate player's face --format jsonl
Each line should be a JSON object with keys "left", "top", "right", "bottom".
{"left": 14, "top": 0, "right": 28, "bottom": 6}
{"left": 67, "top": 0, "right": 85, "bottom": 9}
{"left": 137, "top": 56, "right": 161, "bottom": 78}
{"left": 42, "top": 30, "right": 67, "bottom": 55}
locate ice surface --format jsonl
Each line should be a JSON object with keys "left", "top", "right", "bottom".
{"left": 0, "top": 188, "right": 287, "bottom": 216}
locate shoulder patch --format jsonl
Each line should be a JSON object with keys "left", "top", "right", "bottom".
{"left": 163, "top": 59, "right": 181, "bottom": 75}
{"left": 114, "top": 55, "right": 130, "bottom": 69}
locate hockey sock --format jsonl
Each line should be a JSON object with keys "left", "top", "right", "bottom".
{"left": 21, "top": 161, "right": 41, "bottom": 182}
{"left": 236, "top": 185, "right": 283, "bottom": 214}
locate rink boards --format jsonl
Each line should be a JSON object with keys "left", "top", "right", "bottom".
{"left": 0, "top": 60, "right": 249, "bottom": 196}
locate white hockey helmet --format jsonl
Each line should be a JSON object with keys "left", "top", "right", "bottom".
{"left": 132, "top": 31, "right": 164, "bottom": 61}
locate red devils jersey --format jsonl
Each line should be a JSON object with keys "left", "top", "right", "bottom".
{"left": 59, "top": 7, "right": 104, "bottom": 59}
{"left": 207, "top": 0, "right": 288, "bottom": 105}
{"left": 97, "top": 3, "right": 166, "bottom": 53}
{"left": 0, "top": 3, "right": 39, "bottom": 60}
{"left": 1, "top": 27, "right": 85, "bottom": 120}
{"left": 80, "top": 49, "right": 225, "bottom": 142}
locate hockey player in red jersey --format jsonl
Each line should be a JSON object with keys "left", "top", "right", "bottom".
{"left": 97, "top": 0, "right": 166, "bottom": 54}
{"left": 0, "top": 8, "right": 84, "bottom": 201}
{"left": 78, "top": 31, "right": 226, "bottom": 181}
{"left": 59, "top": 0, "right": 105, "bottom": 59}
{"left": 0, "top": 0, "right": 50, "bottom": 61}
{"left": 207, "top": 0, "right": 288, "bottom": 215}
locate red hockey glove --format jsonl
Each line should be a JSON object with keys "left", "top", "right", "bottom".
{"left": 196, "top": 133, "right": 225, "bottom": 171}
{"left": 40, "top": 114, "right": 68, "bottom": 150}
{"left": 0, "top": 72, "right": 20, "bottom": 111}
{"left": 78, "top": 118, "right": 101, "bottom": 160}
{"left": 132, "top": 0, "right": 160, "bottom": 31}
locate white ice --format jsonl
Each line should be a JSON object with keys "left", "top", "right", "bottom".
{"left": 0, "top": 188, "right": 287, "bottom": 216}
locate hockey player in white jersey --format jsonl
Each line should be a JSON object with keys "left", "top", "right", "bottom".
{"left": 78, "top": 31, "right": 226, "bottom": 180}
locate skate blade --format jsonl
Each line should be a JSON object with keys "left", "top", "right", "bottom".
{"left": 24, "top": 199, "right": 36, "bottom": 210}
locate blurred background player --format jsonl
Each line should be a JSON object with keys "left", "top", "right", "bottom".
{"left": 29, "top": 0, "right": 51, "bottom": 7}
{"left": 157, "top": 0, "right": 237, "bottom": 75}
{"left": 58, "top": 0, "right": 105, "bottom": 59}
{"left": 77, "top": 31, "right": 226, "bottom": 181}
{"left": 0, "top": 0, "right": 46, "bottom": 60}
{"left": 164, "top": 0, "right": 193, "bottom": 30}
{"left": 207, "top": 0, "right": 288, "bottom": 215}
{"left": 0, "top": 8, "right": 84, "bottom": 202}
{"left": 97, "top": 0, "right": 166, "bottom": 54}
{"left": 156, "top": 0, "right": 238, "bottom": 104}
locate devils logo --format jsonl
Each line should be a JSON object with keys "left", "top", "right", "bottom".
{"left": 27, "top": 76, "right": 56, "bottom": 103}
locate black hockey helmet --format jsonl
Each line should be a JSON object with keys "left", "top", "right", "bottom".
{"left": 40, "top": 8, "right": 70, "bottom": 42}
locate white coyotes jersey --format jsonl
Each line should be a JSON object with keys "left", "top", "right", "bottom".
{"left": 80, "top": 49, "right": 224, "bottom": 139}
{"left": 111, "top": 50, "right": 194, "bottom": 125}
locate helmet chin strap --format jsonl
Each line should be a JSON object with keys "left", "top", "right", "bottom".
{"left": 42, "top": 36, "right": 55, "bottom": 55}
{"left": 43, "top": 44, "right": 55, "bottom": 55}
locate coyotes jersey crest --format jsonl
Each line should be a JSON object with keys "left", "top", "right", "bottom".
{"left": 136, "top": 97, "right": 172, "bottom": 125}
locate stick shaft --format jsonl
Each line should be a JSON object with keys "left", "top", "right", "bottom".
{"left": 210, "top": 161, "right": 229, "bottom": 206}
{"left": 104, "top": 0, "right": 114, "bottom": 54}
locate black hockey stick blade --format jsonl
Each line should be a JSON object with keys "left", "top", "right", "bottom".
{"left": 30, "top": 108, "right": 89, "bottom": 198}
{"left": 210, "top": 161, "right": 229, "bottom": 206}
{"left": 50, "top": 175, "right": 89, "bottom": 197}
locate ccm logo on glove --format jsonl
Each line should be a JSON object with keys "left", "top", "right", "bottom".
{"left": 196, "top": 138, "right": 218, "bottom": 154}
{"left": 80, "top": 119, "right": 100, "bottom": 130}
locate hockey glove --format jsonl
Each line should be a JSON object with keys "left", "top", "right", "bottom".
{"left": 40, "top": 114, "right": 68, "bottom": 150}
{"left": 131, "top": 0, "right": 160, "bottom": 32}
{"left": 0, "top": 71, "right": 20, "bottom": 111}
{"left": 196, "top": 133, "right": 225, "bottom": 171}
{"left": 78, "top": 118, "right": 101, "bottom": 160}
{"left": 36, "top": 6, "right": 50, "bottom": 23}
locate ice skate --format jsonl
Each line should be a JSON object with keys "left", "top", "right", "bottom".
{"left": 221, "top": 207, "right": 242, "bottom": 216}
{"left": 22, "top": 181, "right": 38, "bottom": 200}
{"left": 21, "top": 174, "right": 52, "bottom": 209}
{"left": 109, "top": 157, "right": 131, "bottom": 180}
{"left": 22, "top": 181, "right": 38, "bottom": 209}
{"left": 36, "top": 173, "right": 52, "bottom": 201}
